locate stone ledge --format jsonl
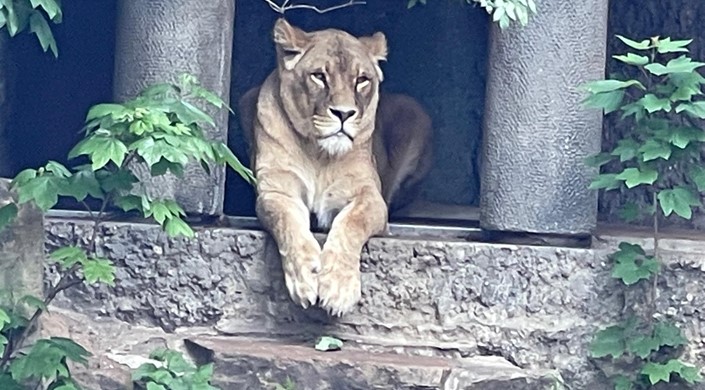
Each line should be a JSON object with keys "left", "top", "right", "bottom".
{"left": 43, "top": 217, "right": 705, "bottom": 388}
{"left": 187, "top": 336, "right": 557, "bottom": 390}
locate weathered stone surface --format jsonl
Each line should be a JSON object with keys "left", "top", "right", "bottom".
{"left": 43, "top": 217, "right": 705, "bottom": 388}
{"left": 189, "top": 336, "right": 556, "bottom": 390}
{"left": 0, "top": 179, "right": 44, "bottom": 307}
{"left": 113, "top": 0, "right": 235, "bottom": 216}
{"left": 480, "top": 0, "right": 608, "bottom": 235}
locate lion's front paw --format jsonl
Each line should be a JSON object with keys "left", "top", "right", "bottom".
{"left": 317, "top": 249, "right": 362, "bottom": 317}
{"left": 282, "top": 238, "right": 322, "bottom": 309}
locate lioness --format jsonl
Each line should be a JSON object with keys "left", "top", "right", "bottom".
{"left": 240, "top": 19, "right": 432, "bottom": 316}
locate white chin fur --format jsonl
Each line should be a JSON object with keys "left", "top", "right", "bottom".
{"left": 317, "top": 136, "right": 353, "bottom": 156}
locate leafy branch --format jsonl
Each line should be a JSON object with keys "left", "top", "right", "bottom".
{"left": 0, "top": 73, "right": 254, "bottom": 389}
{"left": 264, "top": 0, "right": 366, "bottom": 15}
{"left": 0, "top": 0, "right": 61, "bottom": 57}
{"left": 407, "top": 0, "right": 537, "bottom": 29}
{"left": 583, "top": 35, "right": 704, "bottom": 389}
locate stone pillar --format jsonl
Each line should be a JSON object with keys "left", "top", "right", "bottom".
{"left": 113, "top": 0, "right": 235, "bottom": 216}
{"left": 0, "top": 179, "right": 44, "bottom": 309}
{"left": 479, "top": 0, "right": 609, "bottom": 235}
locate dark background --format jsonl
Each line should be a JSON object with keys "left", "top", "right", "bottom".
{"left": 4, "top": 0, "right": 704, "bottom": 223}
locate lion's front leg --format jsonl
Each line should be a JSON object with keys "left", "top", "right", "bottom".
{"left": 317, "top": 186, "right": 388, "bottom": 316}
{"left": 256, "top": 192, "right": 321, "bottom": 308}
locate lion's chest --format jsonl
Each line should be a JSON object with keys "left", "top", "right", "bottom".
{"left": 303, "top": 171, "right": 356, "bottom": 230}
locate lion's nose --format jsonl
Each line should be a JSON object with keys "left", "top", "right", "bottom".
{"left": 329, "top": 107, "right": 357, "bottom": 122}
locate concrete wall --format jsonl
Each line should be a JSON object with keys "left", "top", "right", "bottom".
{"left": 44, "top": 218, "right": 705, "bottom": 388}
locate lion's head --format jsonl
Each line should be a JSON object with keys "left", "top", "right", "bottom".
{"left": 272, "top": 18, "right": 387, "bottom": 156}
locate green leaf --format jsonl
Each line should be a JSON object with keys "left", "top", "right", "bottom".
{"left": 582, "top": 90, "right": 625, "bottom": 114}
{"left": 676, "top": 362, "right": 703, "bottom": 384}
{"left": 669, "top": 72, "right": 705, "bottom": 101}
{"left": 59, "top": 167, "right": 104, "bottom": 201}
{"left": 656, "top": 37, "right": 693, "bottom": 54}
{"left": 584, "top": 153, "right": 614, "bottom": 168}
{"left": 47, "top": 337, "right": 92, "bottom": 365}
{"left": 97, "top": 168, "right": 138, "bottom": 193}
{"left": 642, "top": 362, "right": 671, "bottom": 385}
{"left": 15, "top": 174, "right": 64, "bottom": 211}
{"left": 653, "top": 322, "right": 688, "bottom": 348}
{"left": 589, "top": 325, "right": 626, "bottom": 358}
{"left": 666, "top": 126, "right": 705, "bottom": 149}
{"left": 626, "top": 335, "right": 660, "bottom": 358}
{"left": 645, "top": 55, "right": 705, "bottom": 76}
{"left": 0, "top": 373, "right": 23, "bottom": 390}
{"left": 638, "top": 94, "right": 672, "bottom": 113}
{"left": 29, "top": 0, "right": 62, "bottom": 20}
{"left": 28, "top": 11, "right": 57, "bottom": 57}
{"left": 82, "top": 257, "right": 116, "bottom": 286}
{"left": 611, "top": 139, "right": 640, "bottom": 162}
{"left": 612, "top": 374, "right": 634, "bottom": 390}
{"left": 589, "top": 174, "right": 621, "bottom": 191}
{"left": 129, "top": 119, "right": 154, "bottom": 136}
{"left": 638, "top": 139, "right": 671, "bottom": 161}
{"left": 68, "top": 135, "right": 129, "bottom": 170}
{"left": 689, "top": 166, "right": 705, "bottom": 192}
{"left": 85, "top": 103, "right": 129, "bottom": 122}
{"left": 582, "top": 79, "right": 645, "bottom": 94}
{"left": 147, "top": 383, "right": 168, "bottom": 390}
{"left": 18, "top": 295, "right": 47, "bottom": 311}
{"left": 132, "top": 363, "right": 159, "bottom": 381}
{"left": 0, "top": 307, "right": 11, "bottom": 327}
{"left": 44, "top": 160, "right": 71, "bottom": 177}
{"left": 612, "top": 53, "right": 649, "bottom": 66}
{"left": 0, "top": 203, "right": 18, "bottom": 232}
{"left": 611, "top": 242, "right": 658, "bottom": 285}
{"left": 192, "top": 363, "right": 215, "bottom": 383}
{"left": 658, "top": 187, "right": 701, "bottom": 219}
{"left": 50, "top": 246, "right": 88, "bottom": 269}
{"left": 11, "top": 168, "right": 37, "bottom": 187}
{"left": 164, "top": 217, "right": 195, "bottom": 238}
{"left": 314, "top": 335, "right": 343, "bottom": 352}
{"left": 616, "top": 35, "right": 651, "bottom": 50}
{"left": 150, "top": 158, "right": 185, "bottom": 177}
{"left": 612, "top": 255, "right": 659, "bottom": 285}
{"left": 9, "top": 337, "right": 90, "bottom": 381}
{"left": 675, "top": 101, "right": 705, "bottom": 119}
{"left": 171, "top": 101, "right": 215, "bottom": 126}
{"left": 615, "top": 167, "right": 658, "bottom": 188}
{"left": 114, "top": 194, "right": 144, "bottom": 213}
{"left": 212, "top": 142, "right": 255, "bottom": 185}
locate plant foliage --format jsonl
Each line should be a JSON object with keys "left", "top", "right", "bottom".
{"left": 0, "top": 0, "right": 61, "bottom": 56}
{"left": 583, "top": 35, "right": 704, "bottom": 389}
{"left": 132, "top": 348, "right": 219, "bottom": 390}
{"left": 407, "top": 0, "right": 537, "bottom": 29}
{"left": 0, "top": 74, "right": 253, "bottom": 389}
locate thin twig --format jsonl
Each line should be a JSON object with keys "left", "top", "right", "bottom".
{"left": 0, "top": 264, "right": 83, "bottom": 369}
{"left": 651, "top": 191, "right": 660, "bottom": 311}
{"left": 264, "top": 0, "right": 366, "bottom": 14}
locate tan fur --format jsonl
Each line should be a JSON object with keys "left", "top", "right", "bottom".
{"left": 239, "top": 19, "right": 432, "bottom": 316}
{"left": 239, "top": 88, "right": 433, "bottom": 213}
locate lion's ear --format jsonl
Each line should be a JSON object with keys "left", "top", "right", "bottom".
{"left": 273, "top": 18, "right": 309, "bottom": 70}
{"left": 360, "top": 32, "right": 388, "bottom": 81}
{"left": 360, "top": 32, "right": 387, "bottom": 61}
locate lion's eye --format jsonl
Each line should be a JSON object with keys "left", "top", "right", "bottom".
{"left": 310, "top": 72, "right": 326, "bottom": 83}
{"left": 356, "top": 76, "right": 370, "bottom": 85}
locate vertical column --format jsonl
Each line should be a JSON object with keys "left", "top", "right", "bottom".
{"left": 0, "top": 179, "right": 44, "bottom": 312}
{"left": 113, "top": 0, "right": 236, "bottom": 216}
{"left": 479, "top": 0, "right": 609, "bottom": 235}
